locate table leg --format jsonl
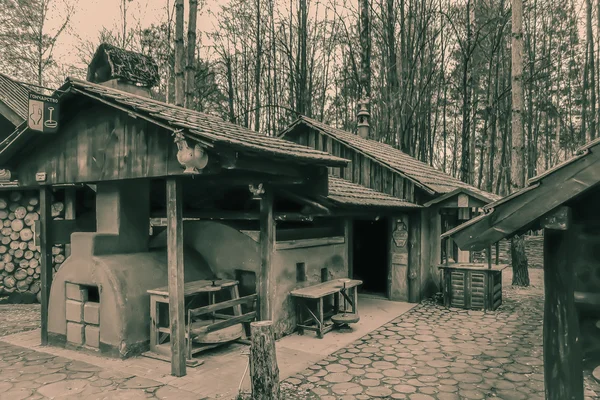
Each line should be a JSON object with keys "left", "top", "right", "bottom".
{"left": 296, "top": 300, "right": 304, "bottom": 335}
{"left": 353, "top": 287, "right": 358, "bottom": 314}
{"left": 150, "top": 297, "right": 158, "bottom": 352}
{"left": 317, "top": 298, "right": 324, "bottom": 339}
{"left": 334, "top": 292, "right": 340, "bottom": 315}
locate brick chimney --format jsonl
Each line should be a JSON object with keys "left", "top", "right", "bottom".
{"left": 86, "top": 43, "right": 159, "bottom": 98}
{"left": 357, "top": 99, "right": 370, "bottom": 139}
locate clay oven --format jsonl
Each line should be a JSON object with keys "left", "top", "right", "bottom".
{"left": 47, "top": 181, "right": 213, "bottom": 358}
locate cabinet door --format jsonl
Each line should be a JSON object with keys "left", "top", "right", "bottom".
{"left": 470, "top": 272, "right": 486, "bottom": 310}
{"left": 450, "top": 271, "right": 466, "bottom": 308}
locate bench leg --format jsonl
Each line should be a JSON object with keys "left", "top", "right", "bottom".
{"left": 317, "top": 298, "right": 324, "bottom": 339}
{"left": 150, "top": 297, "right": 158, "bottom": 353}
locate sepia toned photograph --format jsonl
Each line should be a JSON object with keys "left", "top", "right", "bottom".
{"left": 0, "top": 0, "right": 599, "bottom": 398}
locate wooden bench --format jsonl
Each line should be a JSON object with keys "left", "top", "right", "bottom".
{"left": 290, "top": 278, "right": 362, "bottom": 338}
{"left": 187, "top": 293, "right": 257, "bottom": 358}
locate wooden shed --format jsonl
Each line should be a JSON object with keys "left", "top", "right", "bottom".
{"left": 279, "top": 116, "right": 499, "bottom": 302}
{"left": 0, "top": 72, "right": 355, "bottom": 376}
{"left": 443, "top": 138, "right": 600, "bottom": 399}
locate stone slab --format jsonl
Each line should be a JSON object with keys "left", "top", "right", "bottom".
{"left": 85, "top": 324, "right": 100, "bottom": 348}
{"left": 84, "top": 302, "right": 100, "bottom": 325}
{"left": 66, "top": 322, "right": 84, "bottom": 345}
{"left": 65, "top": 300, "right": 84, "bottom": 323}
{"left": 65, "top": 283, "right": 87, "bottom": 302}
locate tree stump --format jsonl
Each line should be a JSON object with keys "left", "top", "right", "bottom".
{"left": 250, "top": 321, "right": 280, "bottom": 400}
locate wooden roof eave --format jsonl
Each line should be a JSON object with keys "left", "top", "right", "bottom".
{"left": 443, "top": 147, "right": 600, "bottom": 251}
{"left": 282, "top": 118, "right": 437, "bottom": 196}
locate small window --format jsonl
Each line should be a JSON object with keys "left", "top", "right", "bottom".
{"left": 321, "top": 268, "right": 329, "bottom": 282}
{"left": 296, "top": 263, "right": 306, "bottom": 282}
{"left": 82, "top": 285, "right": 100, "bottom": 303}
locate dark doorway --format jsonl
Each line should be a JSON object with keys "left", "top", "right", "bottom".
{"left": 353, "top": 218, "right": 389, "bottom": 296}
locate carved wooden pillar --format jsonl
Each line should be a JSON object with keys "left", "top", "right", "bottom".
{"left": 542, "top": 206, "right": 583, "bottom": 400}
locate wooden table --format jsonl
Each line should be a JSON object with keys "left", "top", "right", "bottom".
{"left": 290, "top": 278, "right": 362, "bottom": 338}
{"left": 147, "top": 279, "right": 240, "bottom": 357}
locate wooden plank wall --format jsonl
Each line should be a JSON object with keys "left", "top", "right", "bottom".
{"left": 16, "top": 105, "right": 182, "bottom": 186}
{"left": 289, "top": 128, "right": 416, "bottom": 203}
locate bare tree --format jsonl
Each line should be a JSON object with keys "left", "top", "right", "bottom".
{"left": 174, "top": 0, "right": 185, "bottom": 107}
{"left": 510, "top": 0, "right": 529, "bottom": 287}
{"left": 185, "top": 0, "right": 199, "bottom": 109}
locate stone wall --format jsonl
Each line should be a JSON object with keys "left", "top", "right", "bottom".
{"left": 472, "top": 235, "right": 544, "bottom": 268}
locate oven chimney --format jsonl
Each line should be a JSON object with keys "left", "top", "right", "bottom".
{"left": 86, "top": 43, "right": 159, "bottom": 98}
{"left": 357, "top": 99, "right": 370, "bottom": 139}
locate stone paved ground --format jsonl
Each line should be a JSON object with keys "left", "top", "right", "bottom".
{"left": 280, "top": 269, "right": 600, "bottom": 399}
{"left": 0, "top": 304, "right": 40, "bottom": 337}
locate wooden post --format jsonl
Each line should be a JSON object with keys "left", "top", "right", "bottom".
{"left": 250, "top": 321, "right": 280, "bottom": 400}
{"left": 495, "top": 241, "right": 500, "bottom": 265}
{"left": 39, "top": 187, "right": 52, "bottom": 346}
{"left": 64, "top": 188, "right": 76, "bottom": 258}
{"left": 259, "top": 189, "right": 274, "bottom": 321}
{"left": 345, "top": 218, "right": 353, "bottom": 279}
{"left": 408, "top": 212, "right": 421, "bottom": 303}
{"left": 167, "top": 177, "right": 186, "bottom": 377}
{"left": 542, "top": 206, "right": 583, "bottom": 400}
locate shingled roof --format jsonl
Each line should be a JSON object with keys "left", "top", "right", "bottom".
{"left": 0, "top": 73, "right": 30, "bottom": 123}
{"left": 326, "top": 176, "right": 420, "bottom": 209}
{"left": 67, "top": 79, "right": 348, "bottom": 167}
{"left": 281, "top": 116, "right": 499, "bottom": 201}
{"left": 0, "top": 78, "right": 348, "bottom": 170}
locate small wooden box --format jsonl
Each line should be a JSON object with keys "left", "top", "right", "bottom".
{"left": 438, "top": 263, "right": 507, "bottom": 311}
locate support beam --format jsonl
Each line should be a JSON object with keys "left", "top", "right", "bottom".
{"left": 543, "top": 224, "right": 583, "bottom": 400}
{"left": 167, "top": 178, "right": 186, "bottom": 377}
{"left": 345, "top": 218, "right": 353, "bottom": 279}
{"left": 258, "top": 190, "right": 274, "bottom": 321}
{"left": 39, "top": 187, "right": 52, "bottom": 346}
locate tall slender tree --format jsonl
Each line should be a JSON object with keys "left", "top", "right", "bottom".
{"left": 510, "top": 0, "right": 529, "bottom": 287}
{"left": 185, "top": 0, "right": 198, "bottom": 109}
{"left": 174, "top": 0, "right": 185, "bottom": 107}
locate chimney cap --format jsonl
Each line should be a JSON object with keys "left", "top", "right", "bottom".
{"left": 357, "top": 99, "right": 370, "bottom": 119}
{"left": 87, "top": 43, "right": 159, "bottom": 88}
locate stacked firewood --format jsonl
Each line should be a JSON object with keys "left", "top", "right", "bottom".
{"left": 0, "top": 191, "right": 66, "bottom": 301}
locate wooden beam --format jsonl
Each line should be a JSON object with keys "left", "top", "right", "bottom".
{"left": 345, "top": 218, "right": 353, "bottom": 279}
{"left": 408, "top": 211, "right": 421, "bottom": 303}
{"left": 259, "top": 190, "right": 274, "bottom": 321}
{"left": 39, "top": 187, "right": 52, "bottom": 346}
{"left": 278, "top": 189, "right": 330, "bottom": 215}
{"left": 63, "top": 188, "right": 76, "bottom": 258}
{"left": 541, "top": 206, "right": 571, "bottom": 231}
{"left": 166, "top": 178, "right": 186, "bottom": 377}
{"left": 543, "top": 227, "right": 583, "bottom": 399}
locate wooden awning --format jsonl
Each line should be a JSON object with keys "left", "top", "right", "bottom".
{"left": 442, "top": 140, "right": 600, "bottom": 251}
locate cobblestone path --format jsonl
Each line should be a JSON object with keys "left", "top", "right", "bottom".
{"left": 0, "top": 304, "right": 40, "bottom": 337}
{"left": 281, "top": 269, "right": 600, "bottom": 399}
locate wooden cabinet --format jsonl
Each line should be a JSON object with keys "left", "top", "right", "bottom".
{"left": 439, "top": 263, "right": 507, "bottom": 311}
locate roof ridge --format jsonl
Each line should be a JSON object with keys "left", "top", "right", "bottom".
{"left": 292, "top": 116, "right": 496, "bottom": 200}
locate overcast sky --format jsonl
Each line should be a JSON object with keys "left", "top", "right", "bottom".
{"left": 52, "top": 0, "right": 220, "bottom": 68}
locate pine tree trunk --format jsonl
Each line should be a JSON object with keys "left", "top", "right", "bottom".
{"left": 185, "top": 0, "right": 198, "bottom": 109}
{"left": 511, "top": 0, "right": 529, "bottom": 286}
{"left": 511, "top": 235, "right": 530, "bottom": 286}
{"left": 174, "top": 0, "right": 185, "bottom": 107}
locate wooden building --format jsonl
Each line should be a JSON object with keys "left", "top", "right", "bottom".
{"left": 0, "top": 45, "right": 429, "bottom": 376}
{"left": 443, "top": 139, "right": 600, "bottom": 399}
{"left": 279, "top": 116, "right": 499, "bottom": 301}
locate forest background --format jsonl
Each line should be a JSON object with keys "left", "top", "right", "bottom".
{"left": 0, "top": 0, "right": 593, "bottom": 197}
